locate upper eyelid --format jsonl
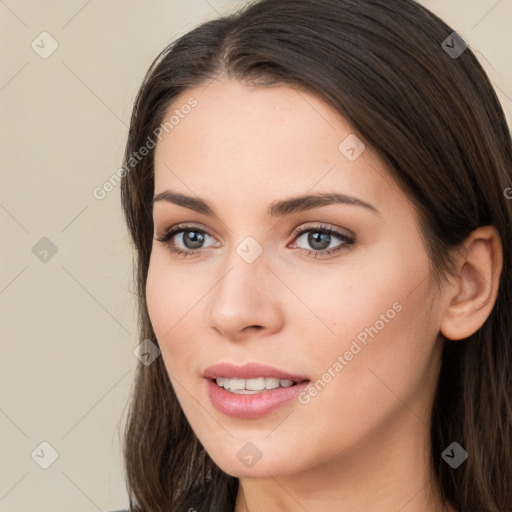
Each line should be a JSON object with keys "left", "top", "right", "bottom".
{"left": 157, "top": 222, "right": 217, "bottom": 239}
{"left": 291, "top": 223, "right": 354, "bottom": 238}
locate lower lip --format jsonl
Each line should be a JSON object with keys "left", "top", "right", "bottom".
{"left": 205, "top": 378, "right": 310, "bottom": 419}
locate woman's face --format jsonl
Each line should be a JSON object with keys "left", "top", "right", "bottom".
{"left": 147, "top": 79, "right": 449, "bottom": 481}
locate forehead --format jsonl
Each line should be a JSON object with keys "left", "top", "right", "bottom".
{"left": 155, "top": 79, "right": 350, "bottom": 164}
{"left": 152, "top": 79, "right": 403, "bottom": 214}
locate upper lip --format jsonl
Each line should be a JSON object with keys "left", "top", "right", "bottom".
{"left": 203, "top": 362, "right": 310, "bottom": 382}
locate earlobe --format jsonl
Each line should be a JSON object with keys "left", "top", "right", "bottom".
{"left": 440, "top": 226, "right": 503, "bottom": 341}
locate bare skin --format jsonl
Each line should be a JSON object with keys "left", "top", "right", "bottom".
{"left": 146, "top": 78, "right": 502, "bottom": 512}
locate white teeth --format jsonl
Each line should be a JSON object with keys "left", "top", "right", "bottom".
{"left": 245, "top": 377, "right": 266, "bottom": 391}
{"left": 215, "top": 377, "right": 296, "bottom": 393}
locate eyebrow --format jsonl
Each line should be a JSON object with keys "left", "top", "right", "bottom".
{"left": 153, "top": 190, "right": 379, "bottom": 216}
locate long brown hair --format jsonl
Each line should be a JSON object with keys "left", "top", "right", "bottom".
{"left": 120, "top": 1, "right": 512, "bottom": 510}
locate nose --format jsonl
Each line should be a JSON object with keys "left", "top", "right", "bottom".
{"left": 208, "top": 244, "right": 285, "bottom": 341}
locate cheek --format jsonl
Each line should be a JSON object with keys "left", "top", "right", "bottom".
{"left": 286, "top": 271, "right": 438, "bottom": 464}
{"left": 145, "top": 257, "right": 188, "bottom": 362}
{"left": 145, "top": 252, "right": 194, "bottom": 335}
{"left": 145, "top": 254, "right": 209, "bottom": 378}
{"left": 292, "top": 243, "right": 435, "bottom": 383}
{"left": 292, "top": 260, "right": 403, "bottom": 341}
{"left": 145, "top": 258, "right": 169, "bottom": 336}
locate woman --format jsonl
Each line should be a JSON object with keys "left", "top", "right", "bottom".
{"left": 119, "top": 0, "right": 512, "bottom": 510}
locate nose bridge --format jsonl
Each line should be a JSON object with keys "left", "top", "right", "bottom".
{"left": 214, "top": 235, "right": 266, "bottom": 308}
{"left": 208, "top": 234, "right": 282, "bottom": 337}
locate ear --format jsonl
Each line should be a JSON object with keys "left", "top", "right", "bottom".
{"left": 440, "top": 225, "right": 503, "bottom": 341}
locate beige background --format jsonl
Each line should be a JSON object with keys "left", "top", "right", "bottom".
{"left": 0, "top": 1, "right": 510, "bottom": 510}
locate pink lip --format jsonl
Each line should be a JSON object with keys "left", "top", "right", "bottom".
{"left": 202, "top": 362, "right": 310, "bottom": 419}
{"left": 202, "top": 362, "right": 310, "bottom": 381}
{"left": 204, "top": 379, "right": 310, "bottom": 419}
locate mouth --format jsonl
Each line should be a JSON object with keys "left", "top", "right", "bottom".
{"left": 202, "top": 362, "right": 311, "bottom": 418}
{"left": 202, "top": 361, "right": 310, "bottom": 388}
{"left": 210, "top": 376, "right": 309, "bottom": 394}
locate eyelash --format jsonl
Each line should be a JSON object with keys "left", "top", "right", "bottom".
{"left": 155, "top": 222, "right": 355, "bottom": 259}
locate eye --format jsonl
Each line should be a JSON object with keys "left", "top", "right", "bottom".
{"left": 154, "top": 223, "right": 219, "bottom": 257}
{"left": 154, "top": 222, "right": 355, "bottom": 258}
{"left": 289, "top": 224, "right": 355, "bottom": 257}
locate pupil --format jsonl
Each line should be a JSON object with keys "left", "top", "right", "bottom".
{"left": 308, "top": 231, "right": 330, "bottom": 250}
{"left": 184, "top": 231, "right": 204, "bottom": 249}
